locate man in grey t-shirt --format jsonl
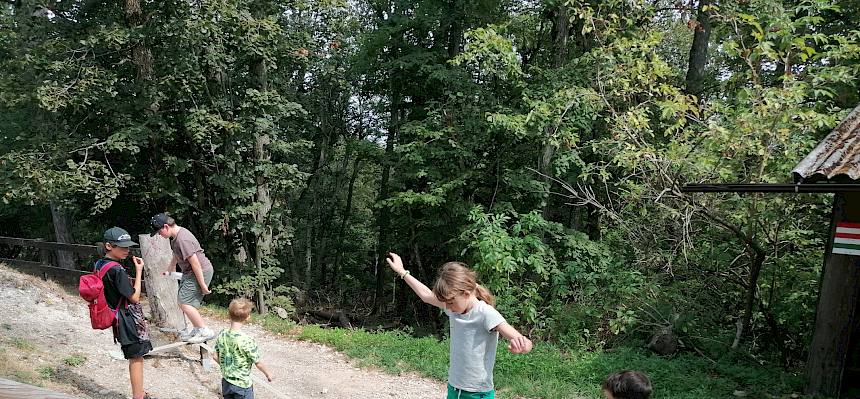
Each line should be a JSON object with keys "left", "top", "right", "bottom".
{"left": 151, "top": 212, "right": 215, "bottom": 343}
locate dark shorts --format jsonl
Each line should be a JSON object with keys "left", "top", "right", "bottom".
{"left": 222, "top": 379, "right": 254, "bottom": 399}
{"left": 121, "top": 340, "right": 153, "bottom": 359}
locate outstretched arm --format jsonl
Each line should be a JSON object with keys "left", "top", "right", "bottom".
{"left": 386, "top": 252, "right": 445, "bottom": 309}
{"left": 255, "top": 361, "right": 273, "bottom": 382}
{"left": 494, "top": 322, "right": 533, "bottom": 354}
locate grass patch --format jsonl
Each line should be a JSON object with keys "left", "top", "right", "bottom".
{"left": 202, "top": 305, "right": 806, "bottom": 398}
{"left": 10, "top": 337, "right": 35, "bottom": 351}
{"left": 37, "top": 366, "right": 56, "bottom": 380}
{"left": 63, "top": 354, "right": 87, "bottom": 367}
{"left": 296, "top": 326, "right": 805, "bottom": 399}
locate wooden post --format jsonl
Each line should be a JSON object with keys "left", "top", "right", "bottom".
{"left": 200, "top": 342, "right": 214, "bottom": 372}
{"left": 49, "top": 201, "right": 76, "bottom": 270}
{"left": 806, "top": 192, "right": 860, "bottom": 397}
{"left": 138, "top": 234, "right": 186, "bottom": 330}
{"left": 35, "top": 238, "right": 54, "bottom": 268}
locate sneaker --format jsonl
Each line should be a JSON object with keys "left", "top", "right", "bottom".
{"left": 179, "top": 327, "right": 198, "bottom": 342}
{"left": 187, "top": 327, "right": 215, "bottom": 343}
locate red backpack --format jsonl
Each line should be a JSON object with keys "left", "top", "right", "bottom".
{"left": 78, "top": 261, "right": 125, "bottom": 330}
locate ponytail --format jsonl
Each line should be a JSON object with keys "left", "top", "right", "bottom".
{"left": 475, "top": 284, "right": 495, "bottom": 307}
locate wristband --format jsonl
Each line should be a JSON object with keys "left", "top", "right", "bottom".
{"left": 400, "top": 270, "right": 411, "bottom": 279}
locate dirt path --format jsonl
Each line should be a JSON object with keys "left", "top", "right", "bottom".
{"left": 0, "top": 265, "right": 446, "bottom": 398}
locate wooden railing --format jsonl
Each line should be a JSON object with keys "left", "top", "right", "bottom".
{"left": 0, "top": 236, "right": 138, "bottom": 285}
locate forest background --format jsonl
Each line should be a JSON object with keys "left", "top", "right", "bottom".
{"left": 2, "top": 0, "right": 860, "bottom": 397}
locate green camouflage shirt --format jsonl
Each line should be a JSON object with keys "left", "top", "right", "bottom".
{"left": 214, "top": 328, "right": 260, "bottom": 388}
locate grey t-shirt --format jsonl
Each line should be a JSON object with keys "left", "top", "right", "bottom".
{"left": 445, "top": 299, "right": 506, "bottom": 392}
{"left": 171, "top": 227, "right": 214, "bottom": 275}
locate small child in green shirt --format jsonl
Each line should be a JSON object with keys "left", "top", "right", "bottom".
{"left": 214, "top": 298, "right": 273, "bottom": 399}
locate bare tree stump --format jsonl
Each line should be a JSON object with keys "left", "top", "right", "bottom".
{"left": 139, "top": 234, "right": 185, "bottom": 330}
{"left": 307, "top": 309, "right": 352, "bottom": 328}
{"left": 648, "top": 326, "right": 678, "bottom": 356}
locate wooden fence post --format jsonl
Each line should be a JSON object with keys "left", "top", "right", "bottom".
{"left": 35, "top": 238, "right": 54, "bottom": 267}
{"left": 138, "top": 234, "right": 186, "bottom": 330}
{"left": 805, "top": 192, "right": 860, "bottom": 396}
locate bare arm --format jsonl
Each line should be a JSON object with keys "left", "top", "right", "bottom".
{"left": 386, "top": 252, "right": 445, "bottom": 309}
{"left": 129, "top": 256, "right": 144, "bottom": 303}
{"left": 255, "top": 361, "right": 273, "bottom": 382}
{"left": 494, "top": 322, "right": 533, "bottom": 354}
{"left": 187, "top": 253, "right": 210, "bottom": 294}
{"left": 164, "top": 254, "right": 179, "bottom": 275}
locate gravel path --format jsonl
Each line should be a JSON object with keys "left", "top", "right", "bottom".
{"left": 0, "top": 265, "right": 446, "bottom": 399}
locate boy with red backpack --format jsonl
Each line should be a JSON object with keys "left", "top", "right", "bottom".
{"left": 82, "top": 227, "right": 153, "bottom": 399}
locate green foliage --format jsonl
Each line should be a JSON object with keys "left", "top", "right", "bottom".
{"left": 36, "top": 366, "right": 55, "bottom": 380}
{"left": 464, "top": 207, "right": 648, "bottom": 347}
{"left": 3, "top": 0, "right": 860, "bottom": 388}
{"left": 62, "top": 354, "right": 87, "bottom": 367}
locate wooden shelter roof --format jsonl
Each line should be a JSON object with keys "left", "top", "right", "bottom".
{"left": 793, "top": 103, "right": 860, "bottom": 183}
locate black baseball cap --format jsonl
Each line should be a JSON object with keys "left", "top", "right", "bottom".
{"left": 150, "top": 212, "right": 170, "bottom": 236}
{"left": 103, "top": 227, "right": 137, "bottom": 247}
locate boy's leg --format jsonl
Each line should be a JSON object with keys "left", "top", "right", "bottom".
{"left": 178, "top": 268, "right": 214, "bottom": 328}
{"left": 180, "top": 304, "right": 207, "bottom": 328}
{"left": 129, "top": 357, "right": 144, "bottom": 399}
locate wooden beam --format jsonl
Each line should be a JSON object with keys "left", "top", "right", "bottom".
{"left": 0, "top": 236, "right": 98, "bottom": 255}
{"left": 0, "top": 377, "right": 79, "bottom": 398}
{"left": 0, "top": 236, "right": 141, "bottom": 256}
{"left": 146, "top": 341, "right": 190, "bottom": 355}
{"left": 0, "top": 259, "right": 88, "bottom": 286}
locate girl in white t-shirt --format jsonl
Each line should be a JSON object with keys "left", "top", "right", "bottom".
{"left": 386, "top": 252, "right": 532, "bottom": 399}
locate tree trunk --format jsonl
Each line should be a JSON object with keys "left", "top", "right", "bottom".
{"left": 304, "top": 220, "right": 313, "bottom": 288}
{"left": 49, "top": 202, "right": 75, "bottom": 270}
{"left": 551, "top": 5, "right": 569, "bottom": 69}
{"left": 252, "top": 58, "right": 272, "bottom": 315}
{"left": 445, "top": 0, "right": 464, "bottom": 59}
{"left": 731, "top": 247, "right": 766, "bottom": 349}
{"left": 539, "top": 4, "right": 572, "bottom": 220}
{"left": 138, "top": 234, "right": 186, "bottom": 330}
{"left": 684, "top": 0, "right": 711, "bottom": 100}
{"left": 371, "top": 106, "right": 399, "bottom": 315}
{"left": 332, "top": 156, "right": 361, "bottom": 285}
{"left": 805, "top": 192, "right": 860, "bottom": 397}
{"left": 124, "top": 0, "right": 152, "bottom": 83}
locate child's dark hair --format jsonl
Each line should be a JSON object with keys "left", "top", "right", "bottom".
{"left": 228, "top": 298, "right": 254, "bottom": 322}
{"left": 432, "top": 262, "right": 495, "bottom": 306}
{"left": 602, "top": 370, "right": 652, "bottom": 399}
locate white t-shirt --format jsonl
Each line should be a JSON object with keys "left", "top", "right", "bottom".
{"left": 444, "top": 299, "right": 506, "bottom": 392}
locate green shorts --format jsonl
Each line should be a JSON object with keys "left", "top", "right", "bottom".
{"left": 447, "top": 384, "right": 495, "bottom": 399}
{"left": 177, "top": 268, "right": 214, "bottom": 307}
